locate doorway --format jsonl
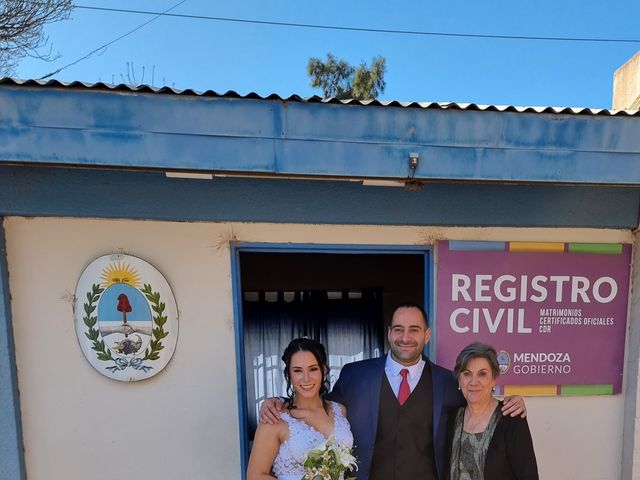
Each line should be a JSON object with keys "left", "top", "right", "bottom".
{"left": 231, "top": 244, "right": 430, "bottom": 471}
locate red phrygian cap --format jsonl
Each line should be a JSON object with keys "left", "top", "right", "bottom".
{"left": 117, "top": 293, "right": 132, "bottom": 313}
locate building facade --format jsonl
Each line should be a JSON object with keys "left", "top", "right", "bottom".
{"left": 1, "top": 79, "right": 640, "bottom": 479}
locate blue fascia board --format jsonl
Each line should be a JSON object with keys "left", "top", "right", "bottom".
{"left": 2, "top": 86, "right": 640, "bottom": 184}
{"left": 0, "top": 165, "right": 638, "bottom": 229}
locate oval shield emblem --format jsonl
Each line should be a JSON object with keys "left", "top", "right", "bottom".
{"left": 74, "top": 254, "right": 178, "bottom": 381}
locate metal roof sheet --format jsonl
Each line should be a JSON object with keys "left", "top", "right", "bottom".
{"left": 2, "top": 77, "right": 639, "bottom": 116}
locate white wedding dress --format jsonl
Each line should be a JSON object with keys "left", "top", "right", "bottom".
{"left": 273, "top": 401, "right": 354, "bottom": 480}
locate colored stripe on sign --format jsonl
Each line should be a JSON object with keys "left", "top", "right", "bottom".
{"left": 560, "top": 384, "right": 613, "bottom": 396}
{"left": 448, "top": 241, "right": 506, "bottom": 251}
{"left": 509, "top": 242, "right": 565, "bottom": 253}
{"left": 503, "top": 385, "right": 558, "bottom": 396}
{"left": 568, "top": 243, "right": 623, "bottom": 255}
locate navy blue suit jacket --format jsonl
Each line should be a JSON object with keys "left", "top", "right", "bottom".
{"left": 328, "top": 356, "right": 464, "bottom": 480}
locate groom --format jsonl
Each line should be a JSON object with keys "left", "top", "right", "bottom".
{"left": 260, "top": 303, "right": 525, "bottom": 479}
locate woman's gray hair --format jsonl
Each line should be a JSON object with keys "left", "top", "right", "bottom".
{"left": 453, "top": 342, "right": 500, "bottom": 379}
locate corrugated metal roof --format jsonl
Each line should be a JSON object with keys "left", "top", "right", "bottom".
{"left": 2, "top": 77, "right": 639, "bottom": 116}
{"left": 3, "top": 76, "right": 640, "bottom": 185}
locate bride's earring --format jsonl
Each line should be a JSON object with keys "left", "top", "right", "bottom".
{"left": 287, "top": 383, "right": 295, "bottom": 399}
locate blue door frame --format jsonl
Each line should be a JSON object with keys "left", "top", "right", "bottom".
{"left": 230, "top": 242, "right": 433, "bottom": 478}
{"left": 0, "top": 220, "right": 26, "bottom": 480}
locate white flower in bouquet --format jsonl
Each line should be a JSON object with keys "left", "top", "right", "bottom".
{"left": 334, "top": 447, "right": 357, "bottom": 469}
{"left": 302, "top": 435, "right": 357, "bottom": 480}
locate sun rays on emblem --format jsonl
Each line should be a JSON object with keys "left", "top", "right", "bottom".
{"left": 100, "top": 263, "right": 141, "bottom": 288}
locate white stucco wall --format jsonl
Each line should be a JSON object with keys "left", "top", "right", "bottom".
{"left": 4, "top": 217, "right": 634, "bottom": 479}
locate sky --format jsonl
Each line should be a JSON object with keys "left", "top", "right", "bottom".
{"left": 12, "top": 0, "right": 640, "bottom": 109}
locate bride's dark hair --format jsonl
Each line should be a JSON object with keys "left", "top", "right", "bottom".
{"left": 282, "top": 337, "right": 331, "bottom": 414}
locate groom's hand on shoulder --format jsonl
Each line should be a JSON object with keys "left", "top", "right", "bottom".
{"left": 502, "top": 395, "right": 527, "bottom": 418}
{"left": 259, "top": 397, "right": 285, "bottom": 424}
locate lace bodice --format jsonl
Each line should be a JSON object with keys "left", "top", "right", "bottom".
{"left": 273, "top": 401, "right": 354, "bottom": 480}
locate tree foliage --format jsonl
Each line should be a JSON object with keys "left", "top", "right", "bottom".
{"left": 307, "top": 53, "right": 386, "bottom": 100}
{"left": 0, "top": 0, "right": 73, "bottom": 75}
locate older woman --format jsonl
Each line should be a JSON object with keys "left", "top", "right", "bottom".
{"left": 449, "top": 342, "right": 538, "bottom": 480}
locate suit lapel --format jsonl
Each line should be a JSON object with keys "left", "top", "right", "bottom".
{"left": 368, "top": 356, "right": 386, "bottom": 434}
{"left": 430, "top": 359, "right": 445, "bottom": 443}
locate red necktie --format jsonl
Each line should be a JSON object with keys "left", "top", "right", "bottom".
{"left": 398, "top": 369, "right": 410, "bottom": 405}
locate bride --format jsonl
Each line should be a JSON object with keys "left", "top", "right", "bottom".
{"left": 247, "top": 338, "right": 354, "bottom": 480}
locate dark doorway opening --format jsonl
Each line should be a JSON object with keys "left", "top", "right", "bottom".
{"left": 238, "top": 251, "right": 426, "bottom": 448}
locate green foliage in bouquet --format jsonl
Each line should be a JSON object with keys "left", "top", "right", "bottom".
{"left": 302, "top": 435, "right": 357, "bottom": 480}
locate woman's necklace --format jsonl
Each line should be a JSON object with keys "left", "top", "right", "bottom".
{"left": 463, "top": 399, "right": 498, "bottom": 433}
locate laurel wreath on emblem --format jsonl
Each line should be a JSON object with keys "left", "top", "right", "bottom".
{"left": 140, "top": 283, "right": 169, "bottom": 361}
{"left": 83, "top": 283, "right": 168, "bottom": 372}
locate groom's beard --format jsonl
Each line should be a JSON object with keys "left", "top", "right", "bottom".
{"left": 390, "top": 340, "right": 423, "bottom": 365}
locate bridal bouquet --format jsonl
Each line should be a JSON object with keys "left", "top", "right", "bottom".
{"left": 302, "top": 435, "right": 357, "bottom": 480}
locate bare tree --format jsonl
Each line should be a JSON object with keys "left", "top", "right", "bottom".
{"left": 0, "top": 0, "right": 73, "bottom": 76}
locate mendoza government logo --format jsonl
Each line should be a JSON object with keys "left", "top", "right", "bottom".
{"left": 498, "top": 349, "right": 572, "bottom": 375}
{"left": 497, "top": 350, "right": 511, "bottom": 374}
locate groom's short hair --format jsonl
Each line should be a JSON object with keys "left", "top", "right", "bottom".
{"left": 392, "top": 302, "right": 429, "bottom": 328}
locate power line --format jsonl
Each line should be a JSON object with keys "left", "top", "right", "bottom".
{"left": 39, "top": 0, "right": 187, "bottom": 79}
{"left": 73, "top": 4, "right": 640, "bottom": 45}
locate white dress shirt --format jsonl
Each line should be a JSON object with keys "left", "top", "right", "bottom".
{"left": 384, "top": 352, "right": 426, "bottom": 398}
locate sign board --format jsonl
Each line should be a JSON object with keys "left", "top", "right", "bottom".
{"left": 435, "top": 241, "right": 632, "bottom": 395}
